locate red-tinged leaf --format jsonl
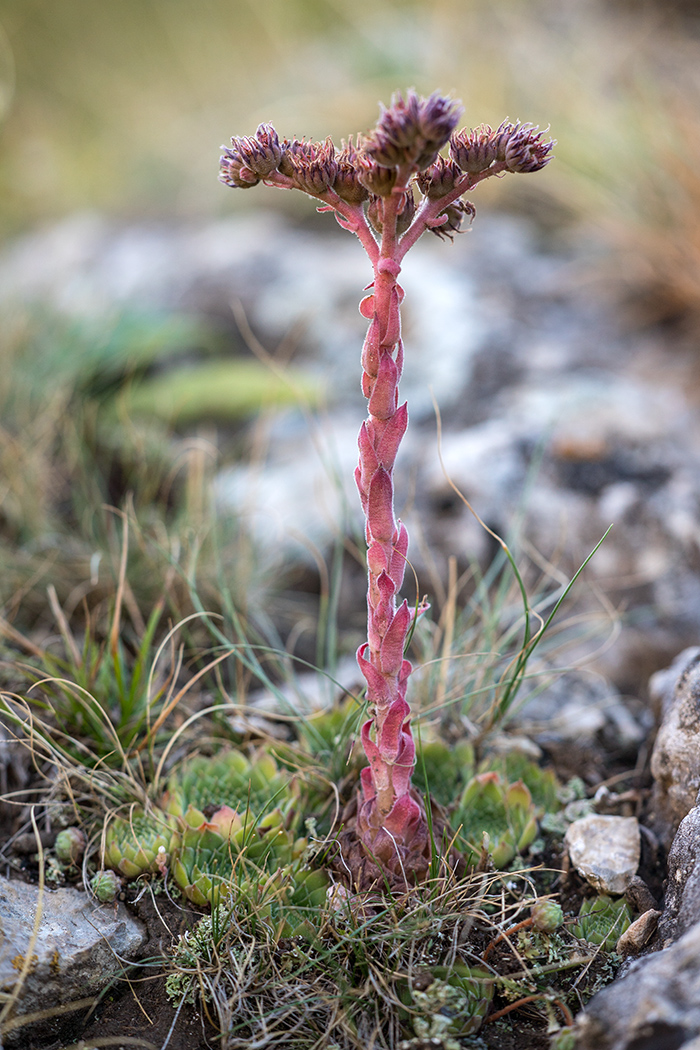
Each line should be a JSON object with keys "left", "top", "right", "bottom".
{"left": 361, "top": 319, "right": 381, "bottom": 378}
{"left": 359, "top": 295, "right": 375, "bottom": 319}
{"left": 383, "top": 792, "right": 422, "bottom": 838}
{"left": 397, "top": 659, "right": 413, "bottom": 700}
{"left": 376, "top": 402, "right": 407, "bottom": 471}
{"left": 367, "top": 598, "right": 382, "bottom": 651}
{"left": 389, "top": 522, "right": 409, "bottom": 590}
{"left": 362, "top": 370, "right": 372, "bottom": 398}
{"left": 358, "top": 422, "right": 379, "bottom": 488}
{"left": 368, "top": 468, "right": 396, "bottom": 542}
{"left": 377, "top": 697, "right": 410, "bottom": 760}
{"left": 380, "top": 600, "right": 411, "bottom": 675}
{"left": 391, "top": 724, "right": 416, "bottom": 796}
{"left": 368, "top": 352, "right": 399, "bottom": 420}
{"left": 357, "top": 644, "right": 390, "bottom": 705}
{"left": 354, "top": 465, "right": 367, "bottom": 509}
{"left": 361, "top": 719, "right": 390, "bottom": 793}
{"left": 395, "top": 337, "right": 404, "bottom": 379}
{"left": 377, "top": 569, "right": 395, "bottom": 603}
{"left": 367, "top": 541, "right": 387, "bottom": 576}
{"left": 380, "top": 287, "right": 402, "bottom": 346}
{"left": 360, "top": 765, "right": 376, "bottom": 801}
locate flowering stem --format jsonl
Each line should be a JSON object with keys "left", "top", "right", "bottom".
{"left": 219, "top": 92, "right": 554, "bottom": 885}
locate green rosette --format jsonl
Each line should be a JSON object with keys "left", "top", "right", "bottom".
{"left": 104, "top": 808, "right": 177, "bottom": 878}
{"left": 162, "top": 748, "right": 299, "bottom": 831}
{"left": 453, "top": 771, "right": 539, "bottom": 868}
{"left": 572, "top": 895, "right": 632, "bottom": 949}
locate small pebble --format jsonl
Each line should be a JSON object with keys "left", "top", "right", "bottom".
{"left": 565, "top": 814, "right": 640, "bottom": 895}
{"left": 616, "top": 909, "right": 661, "bottom": 956}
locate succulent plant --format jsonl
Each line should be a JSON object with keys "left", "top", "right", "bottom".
{"left": 403, "top": 965, "right": 494, "bottom": 1042}
{"left": 170, "top": 803, "right": 327, "bottom": 932}
{"left": 90, "top": 869, "right": 122, "bottom": 903}
{"left": 486, "top": 752, "right": 561, "bottom": 815}
{"left": 54, "top": 827, "right": 86, "bottom": 866}
{"left": 412, "top": 739, "right": 476, "bottom": 806}
{"left": 452, "top": 771, "right": 539, "bottom": 868}
{"left": 572, "top": 895, "right": 632, "bottom": 949}
{"left": 531, "top": 898, "right": 564, "bottom": 933}
{"left": 104, "top": 807, "right": 177, "bottom": 878}
{"left": 299, "top": 696, "right": 365, "bottom": 759}
{"left": 163, "top": 748, "right": 299, "bottom": 831}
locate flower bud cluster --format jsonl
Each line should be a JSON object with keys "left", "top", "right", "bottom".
{"left": 334, "top": 137, "right": 370, "bottom": 205}
{"left": 429, "top": 199, "right": 476, "bottom": 242}
{"left": 450, "top": 120, "right": 554, "bottom": 175}
{"left": 219, "top": 122, "right": 283, "bottom": 188}
{"left": 363, "top": 90, "right": 464, "bottom": 174}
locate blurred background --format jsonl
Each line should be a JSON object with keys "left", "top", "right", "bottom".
{"left": 1, "top": 0, "right": 700, "bottom": 712}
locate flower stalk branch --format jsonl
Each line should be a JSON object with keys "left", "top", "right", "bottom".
{"left": 220, "top": 91, "right": 553, "bottom": 888}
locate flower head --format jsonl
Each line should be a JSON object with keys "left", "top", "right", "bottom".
{"left": 450, "top": 123, "right": 499, "bottom": 174}
{"left": 333, "top": 136, "right": 370, "bottom": 204}
{"left": 416, "top": 155, "right": 465, "bottom": 198}
{"left": 503, "top": 123, "right": 555, "bottom": 173}
{"left": 281, "top": 137, "right": 339, "bottom": 196}
{"left": 363, "top": 90, "right": 464, "bottom": 172}
{"left": 429, "top": 199, "right": 476, "bottom": 241}
{"left": 219, "top": 122, "right": 284, "bottom": 188}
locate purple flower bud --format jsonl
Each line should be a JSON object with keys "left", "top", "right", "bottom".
{"left": 251, "top": 122, "right": 283, "bottom": 174}
{"left": 277, "top": 137, "right": 320, "bottom": 178}
{"left": 416, "top": 156, "right": 465, "bottom": 198}
{"left": 364, "top": 90, "right": 463, "bottom": 172}
{"left": 504, "top": 124, "right": 555, "bottom": 173}
{"left": 491, "top": 120, "right": 518, "bottom": 161}
{"left": 219, "top": 144, "right": 261, "bottom": 189}
{"left": 288, "top": 137, "right": 339, "bottom": 196}
{"left": 333, "top": 136, "right": 370, "bottom": 205}
{"left": 357, "top": 156, "right": 397, "bottom": 198}
{"left": 449, "top": 124, "right": 498, "bottom": 174}
{"left": 219, "top": 123, "right": 283, "bottom": 187}
{"left": 429, "top": 199, "right": 476, "bottom": 241}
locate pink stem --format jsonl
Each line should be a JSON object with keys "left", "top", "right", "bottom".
{"left": 355, "top": 185, "right": 420, "bottom": 826}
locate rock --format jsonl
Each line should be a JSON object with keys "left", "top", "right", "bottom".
{"left": 0, "top": 876, "right": 146, "bottom": 1035}
{"left": 650, "top": 649, "right": 700, "bottom": 848}
{"left": 615, "top": 909, "right": 661, "bottom": 957}
{"left": 565, "top": 814, "right": 640, "bottom": 895}
{"left": 649, "top": 647, "right": 700, "bottom": 722}
{"left": 576, "top": 919, "right": 700, "bottom": 1050}
{"left": 657, "top": 805, "right": 700, "bottom": 947}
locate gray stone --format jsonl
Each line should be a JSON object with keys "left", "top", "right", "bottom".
{"left": 576, "top": 919, "right": 700, "bottom": 1050}
{"left": 657, "top": 805, "right": 700, "bottom": 947}
{"left": 564, "top": 814, "right": 640, "bottom": 895}
{"left": 649, "top": 647, "right": 700, "bottom": 722}
{"left": 650, "top": 650, "right": 700, "bottom": 848}
{"left": 0, "top": 876, "right": 146, "bottom": 1018}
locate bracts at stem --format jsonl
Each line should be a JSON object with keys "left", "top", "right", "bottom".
{"left": 353, "top": 197, "right": 430, "bottom": 874}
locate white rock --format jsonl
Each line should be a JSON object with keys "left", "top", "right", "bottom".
{"left": 565, "top": 814, "right": 641, "bottom": 895}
